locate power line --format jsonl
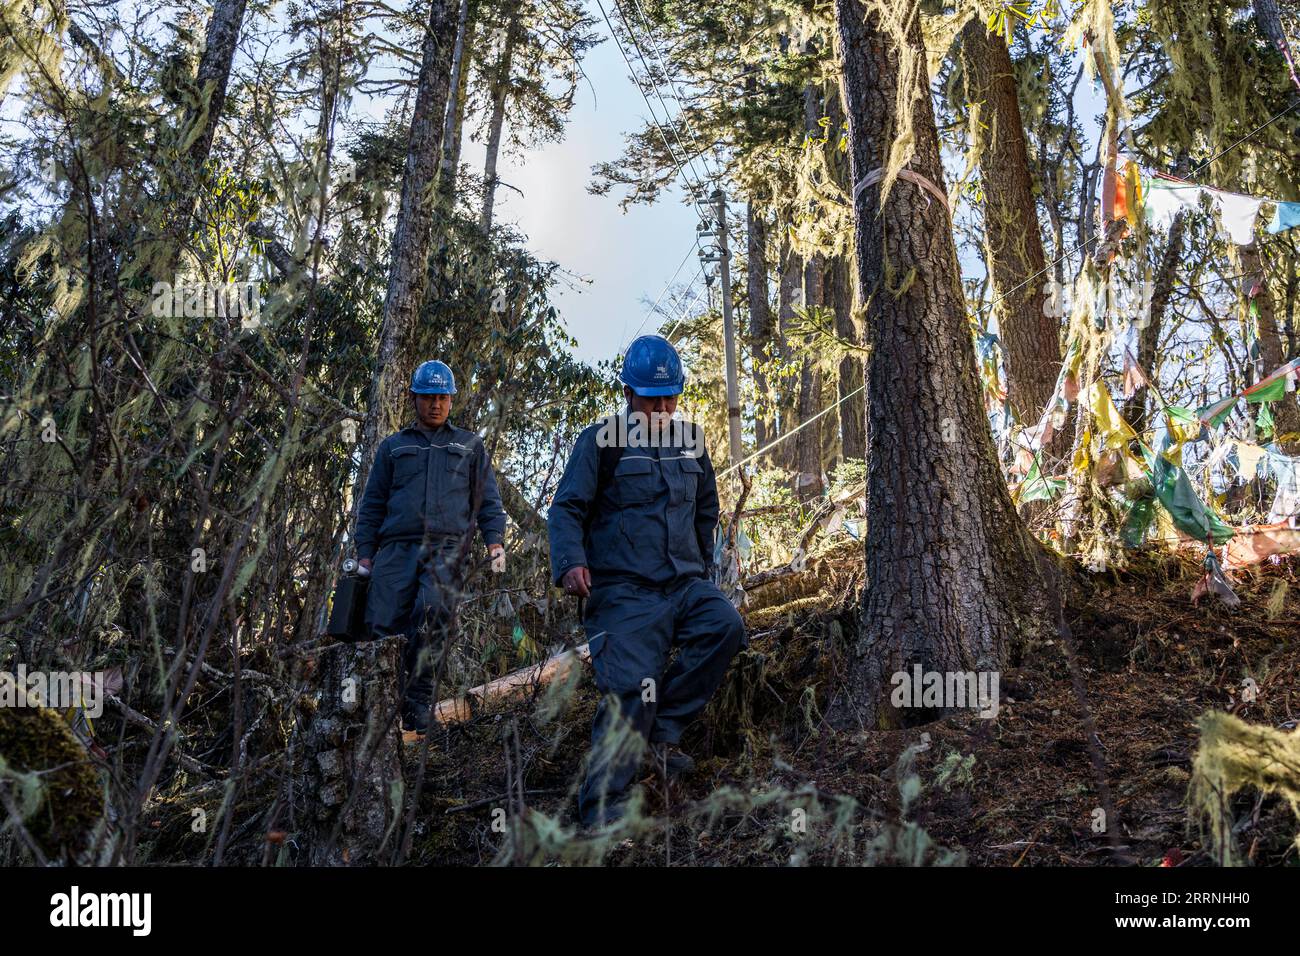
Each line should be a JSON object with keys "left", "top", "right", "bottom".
{"left": 719, "top": 384, "right": 867, "bottom": 478}
{"left": 592, "top": 0, "right": 722, "bottom": 358}
{"left": 592, "top": 0, "right": 709, "bottom": 198}
{"left": 610, "top": 0, "right": 712, "bottom": 191}
{"left": 622, "top": 0, "right": 723, "bottom": 184}
{"left": 622, "top": 245, "right": 697, "bottom": 349}
{"left": 971, "top": 100, "right": 1300, "bottom": 327}
{"left": 661, "top": 273, "right": 708, "bottom": 341}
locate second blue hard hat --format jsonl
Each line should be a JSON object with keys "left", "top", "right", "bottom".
{"left": 621, "top": 335, "right": 684, "bottom": 396}
{"left": 411, "top": 360, "right": 457, "bottom": 394}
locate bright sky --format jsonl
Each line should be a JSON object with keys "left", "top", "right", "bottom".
{"left": 462, "top": 18, "right": 1108, "bottom": 369}
{"left": 459, "top": 28, "right": 701, "bottom": 367}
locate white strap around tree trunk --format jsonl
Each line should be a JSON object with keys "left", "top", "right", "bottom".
{"left": 852, "top": 166, "right": 951, "bottom": 216}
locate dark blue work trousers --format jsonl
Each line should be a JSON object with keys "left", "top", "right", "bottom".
{"left": 365, "top": 538, "right": 467, "bottom": 717}
{"left": 578, "top": 575, "right": 744, "bottom": 826}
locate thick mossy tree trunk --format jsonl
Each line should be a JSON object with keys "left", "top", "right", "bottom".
{"left": 829, "top": 0, "right": 1052, "bottom": 729}
{"left": 959, "top": 17, "right": 1062, "bottom": 450}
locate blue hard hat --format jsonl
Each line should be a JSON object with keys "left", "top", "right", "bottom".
{"left": 411, "top": 360, "right": 457, "bottom": 394}
{"left": 620, "top": 335, "right": 684, "bottom": 396}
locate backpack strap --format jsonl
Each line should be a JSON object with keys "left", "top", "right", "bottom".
{"left": 584, "top": 440, "right": 624, "bottom": 535}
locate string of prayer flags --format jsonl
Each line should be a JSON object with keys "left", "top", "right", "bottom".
{"left": 1195, "top": 357, "right": 1300, "bottom": 429}
{"left": 1142, "top": 448, "right": 1237, "bottom": 545}
{"left": 1268, "top": 201, "right": 1300, "bottom": 235}
{"left": 1096, "top": 145, "right": 1139, "bottom": 262}
{"left": 1016, "top": 454, "right": 1065, "bottom": 504}
{"left": 1143, "top": 175, "right": 1202, "bottom": 231}
{"left": 1142, "top": 171, "right": 1300, "bottom": 246}
{"left": 1222, "top": 519, "right": 1300, "bottom": 570}
{"left": 1197, "top": 393, "right": 1239, "bottom": 429}
{"left": 1121, "top": 347, "right": 1146, "bottom": 400}
{"left": 1164, "top": 405, "right": 1202, "bottom": 444}
{"left": 1265, "top": 447, "right": 1300, "bottom": 523}
{"left": 1242, "top": 357, "right": 1300, "bottom": 404}
{"left": 1102, "top": 153, "right": 1143, "bottom": 236}
{"left": 1257, "top": 401, "right": 1275, "bottom": 439}
{"left": 1084, "top": 381, "right": 1136, "bottom": 449}
{"left": 1122, "top": 493, "right": 1157, "bottom": 547}
{"left": 1232, "top": 441, "right": 1267, "bottom": 483}
{"left": 1207, "top": 188, "right": 1265, "bottom": 246}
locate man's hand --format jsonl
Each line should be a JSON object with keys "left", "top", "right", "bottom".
{"left": 359, "top": 558, "right": 373, "bottom": 573}
{"left": 489, "top": 543, "right": 505, "bottom": 573}
{"left": 561, "top": 566, "right": 591, "bottom": 598}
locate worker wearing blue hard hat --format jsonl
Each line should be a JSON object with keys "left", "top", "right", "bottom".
{"left": 354, "top": 360, "right": 507, "bottom": 734}
{"left": 547, "top": 334, "right": 746, "bottom": 827}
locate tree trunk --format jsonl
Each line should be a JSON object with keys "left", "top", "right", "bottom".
{"left": 300, "top": 638, "right": 404, "bottom": 865}
{"left": 174, "top": 0, "right": 250, "bottom": 231}
{"left": 133, "top": 0, "right": 248, "bottom": 260}
{"left": 1254, "top": 0, "right": 1300, "bottom": 105}
{"left": 438, "top": 0, "right": 474, "bottom": 209}
{"left": 793, "top": 250, "right": 826, "bottom": 497}
{"left": 746, "top": 201, "right": 774, "bottom": 449}
{"left": 776, "top": 233, "right": 801, "bottom": 470}
{"left": 1122, "top": 212, "right": 1185, "bottom": 433}
{"left": 829, "top": 0, "right": 1051, "bottom": 729}
{"left": 1233, "top": 241, "right": 1300, "bottom": 452}
{"left": 480, "top": 8, "right": 522, "bottom": 233}
{"left": 830, "top": 253, "right": 866, "bottom": 459}
{"left": 959, "top": 17, "right": 1062, "bottom": 449}
{"left": 336, "top": 13, "right": 461, "bottom": 837}
{"left": 357, "top": 0, "right": 460, "bottom": 505}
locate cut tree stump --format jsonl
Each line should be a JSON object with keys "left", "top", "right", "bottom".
{"left": 299, "top": 637, "right": 403, "bottom": 864}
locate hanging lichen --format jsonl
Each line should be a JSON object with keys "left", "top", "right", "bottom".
{"left": 1190, "top": 710, "right": 1300, "bottom": 866}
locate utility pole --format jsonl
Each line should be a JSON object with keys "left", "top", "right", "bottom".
{"left": 712, "top": 188, "right": 744, "bottom": 466}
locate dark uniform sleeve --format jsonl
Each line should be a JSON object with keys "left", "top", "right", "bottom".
{"left": 475, "top": 442, "right": 507, "bottom": 547}
{"left": 547, "top": 426, "right": 599, "bottom": 586}
{"left": 694, "top": 432, "right": 720, "bottom": 574}
{"left": 354, "top": 437, "right": 392, "bottom": 560}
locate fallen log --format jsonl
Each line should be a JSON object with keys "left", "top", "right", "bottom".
{"left": 403, "top": 642, "right": 591, "bottom": 739}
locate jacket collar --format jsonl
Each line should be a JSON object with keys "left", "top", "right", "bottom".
{"left": 402, "top": 418, "right": 455, "bottom": 437}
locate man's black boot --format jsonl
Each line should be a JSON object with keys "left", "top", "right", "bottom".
{"left": 649, "top": 742, "right": 695, "bottom": 777}
{"left": 402, "top": 700, "right": 431, "bottom": 734}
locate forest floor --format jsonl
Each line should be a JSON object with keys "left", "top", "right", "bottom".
{"left": 406, "top": 542, "right": 1300, "bottom": 866}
